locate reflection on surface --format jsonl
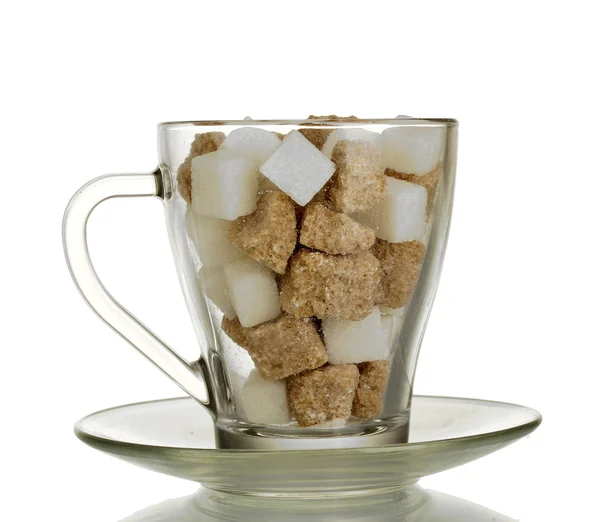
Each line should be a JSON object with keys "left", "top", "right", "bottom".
{"left": 120, "top": 487, "right": 517, "bottom": 522}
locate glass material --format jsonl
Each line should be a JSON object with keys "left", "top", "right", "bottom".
{"left": 62, "top": 173, "right": 211, "bottom": 408}
{"left": 63, "top": 118, "right": 458, "bottom": 450}
{"left": 120, "top": 488, "right": 519, "bottom": 522}
{"left": 75, "top": 395, "right": 541, "bottom": 495}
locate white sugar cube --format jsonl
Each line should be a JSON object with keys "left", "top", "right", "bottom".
{"left": 223, "top": 257, "right": 281, "bottom": 327}
{"left": 321, "top": 128, "right": 382, "bottom": 158}
{"left": 190, "top": 215, "right": 244, "bottom": 267}
{"left": 381, "top": 126, "right": 445, "bottom": 175}
{"left": 380, "top": 314, "right": 403, "bottom": 351}
{"left": 185, "top": 209, "right": 198, "bottom": 250}
{"left": 239, "top": 369, "right": 291, "bottom": 425}
{"left": 191, "top": 150, "right": 259, "bottom": 220}
{"left": 354, "top": 177, "right": 426, "bottom": 243}
{"left": 229, "top": 372, "right": 246, "bottom": 399}
{"left": 379, "top": 306, "right": 405, "bottom": 318}
{"left": 200, "top": 266, "right": 236, "bottom": 319}
{"left": 322, "top": 307, "right": 389, "bottom": 365}
{"left": 260, "top": 130, "right": 335, "bottom": 206}
{"left": 219, "top": 127, "right": 281, "bottom": 166}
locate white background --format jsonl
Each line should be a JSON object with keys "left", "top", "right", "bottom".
{"left": 1, "top": 1, "right": 598, "bottom": 520}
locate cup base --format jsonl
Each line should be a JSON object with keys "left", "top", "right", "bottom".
{"left": 214, "top": 418, "right": 409, "bottom": 450}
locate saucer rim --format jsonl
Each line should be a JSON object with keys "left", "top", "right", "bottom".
{"left": 74, "top": 395, "right": 542, "bottom": 455}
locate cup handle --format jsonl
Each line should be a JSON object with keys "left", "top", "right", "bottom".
{"left": 62, "top": 171, "right": 215, "bottom": 416}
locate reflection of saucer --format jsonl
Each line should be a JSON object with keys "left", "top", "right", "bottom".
{"left": 75, "top": 395, "right": 541, "bottom": 495}
{"left": 120, "top": 487, "right": 518, "bottom": 522}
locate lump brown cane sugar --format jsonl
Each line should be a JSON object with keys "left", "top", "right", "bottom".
{"left": 286, "top": 364, "right": 360, "bottom": 427}
{"left": 281, "top": 249, "right": 380, "bottom": 320}
{"left": 222, "top": 315, "right": 327, "bottom": 380}
{"left": 298, "top": 128, "right": 333, "bottom": 150}
{"left": 352, "top": 360, "right": 390, "bottom": 419}
{"left": 328, "top": 140, "right": 386, "bottom": 214}
{"left": 298, "top": 115, "right": 360, "bottom": 150}
{"left": 371, "top": 239, "right": 426, "bottom": 309}
{"left": 177, "top": 132, "right": 225, "bottom": 204}
{"left": 299, "top": 203, "right": 375, "bottom": 255}
{"left": 307, "top": 115, "right": 360, "bottom": 122}
{"left": 228, "top": 191, "right": 297, "bottom": 274}
{"left": 385, "top": 164, "right": 441, "bottom": 216}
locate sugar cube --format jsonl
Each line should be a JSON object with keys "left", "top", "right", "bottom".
{"left": 353, "top": 361, "right": 390, "bottom": 419}
{"left": 189, "top": 215, "right": 245, "bottom": 268}
{"left": 185, "top": 208, "right": 197, "bottom": 245}
{"left": 328, "top": 140, "right": 386, "bottom": 213}
{"left": 386, "top": 165, "right": 441, "bottom": 216}
{"left": 281, "top": 249, "right": 380, "bottom": 320}
{"left": 191, "top": 150, "right": 259, "bottom": 220}
{"left": 380, "top": 314, "right": 402, "bottom": 350}
{"left": 200, "top": 266, "right": 236, "bottom": 319}
{"left": 380, "top": 314, "right": 395, "bottom": 345}
{"left": 307, "top": 115, "right": 359, "bottom": 121}
{"left": 322, "top": 307, "right": 389, "bottom": 365}
{"left": 259, "top": 130, "right": 335, "bottom": 206}
{"left": 219, "top": 127, "right": 281, "bottom": 166}
{"left": 239, "top": 369, "right": 291, "bottom": 425}
{"left": 353, "top": 177, "right": 427, "bottom": 243}
{"left": 379, "top": 306, "right": 406, "bottom": 318}
{"left": 286, "top": 364, "right": 359, "bottom": 427}
{"left": 223, "top": 257, "right": 281, "bottom": 327}
{"left": 372, "top": 239, "right": 425, "bottom": 308}
{"left": 380, "top": 126, "right": 445, "bottom": 175}
{"left": 299, "top": 203, "right": 375, "bottom": 255}
{"left": 222, "top": 314, "right": 327, "bottom": 380}
{"left": 321, "top": 128, "right": 381, "bottom": 158}
{"left": 229, "top": 191, "right": 297, "bottom": 274}
{"left": 229, "top": 372, "right": 246, "bottom": 401}
{"left": 298, "top": 128, "right": 333, "bottom": 149}
{"left": 177, "top": 160, "right": 195, "bottom": 205}
{"left": 177, "top": 132, "right": 225, "bottom": 204}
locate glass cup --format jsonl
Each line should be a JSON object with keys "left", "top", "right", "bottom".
{"left": 63, "top": 117, "right": 458, "bottom": 450}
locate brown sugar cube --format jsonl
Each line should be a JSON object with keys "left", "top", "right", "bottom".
{"left": 385, "top": 165, "right": 441, "bottom": 216}
{"left": 300, "top": 203, "right": 375, "bottom": 255}
{"left": 176, "top": 132, "right": 225, "bottom": 203}
{"left": 299, "top": 116, "right": 360, "bottom": 150}
{"left": 353, "top": 360, "right": 390, "bottom": 419}
{"left": 273, "top": 132, "right": 286, "bottom": 140}
{"left": 307, "top": 115, "right": 359, "bottom": 121}
{"left": 228, "top": 191, "right": 297, "bottom": 274}
{"left": 371, "top": 239, "right": 426, "bottom": 308}
{"left": 328, "top": 140, "right": 386, "bottom": 214}
{"left": 298, "top": 128, "right": 333, "bottom": 150}
{"left": 223, "top": 314, "right": 327, "bottom": 380}
{"left": 286, "top": 364, "right": 359, "bottom": 426}
{"left": 281, "top": 249, "right": 380, "bottom": 320}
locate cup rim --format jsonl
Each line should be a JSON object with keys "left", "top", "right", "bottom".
{"left": 158, "top": 117, "right": 458, "bottom": 129}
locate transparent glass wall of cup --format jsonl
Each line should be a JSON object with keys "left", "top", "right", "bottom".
{"left": 63, "top": 118, "right": 457, "bottom": 450}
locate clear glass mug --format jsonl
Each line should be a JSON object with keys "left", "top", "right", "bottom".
{"left": 63, "top": 117, "right": 457, "bottom": 450}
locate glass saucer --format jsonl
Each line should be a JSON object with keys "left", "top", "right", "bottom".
{"left": 75, "top": 395, "right": 540, "bottom": 495}
{"left": 120, "top": 488, "right": 519, "bottom": 522}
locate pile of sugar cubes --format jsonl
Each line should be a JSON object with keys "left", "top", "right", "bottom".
{"left": 177, "top": 116, "right": 444, "bottom": 427}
